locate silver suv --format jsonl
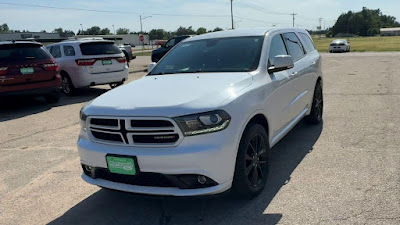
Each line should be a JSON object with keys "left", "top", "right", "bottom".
{"left": 47, "top": 39, "right": 129, "bottom": 95}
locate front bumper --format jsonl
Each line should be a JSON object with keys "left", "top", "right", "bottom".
{"left": 329, "top": 46, "right": 347, "bottom": 52}
{"left": 77, "top": 124, "right": 240, "bottom": 196}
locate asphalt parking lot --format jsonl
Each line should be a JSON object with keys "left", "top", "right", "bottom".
{"left": 0, "top": 53, "right": 399, "bottom": 225}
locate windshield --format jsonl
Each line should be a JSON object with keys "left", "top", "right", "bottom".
{"left": 149, "top": 36, "right": 264, "bottom": 75}
{"left": 80, "top": 42, "right": 122, "bottom": 55}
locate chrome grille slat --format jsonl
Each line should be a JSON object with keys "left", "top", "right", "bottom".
{"left": 87, "top": 116, "right": 182, "bottom": 147}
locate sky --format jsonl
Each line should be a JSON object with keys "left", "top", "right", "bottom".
{"left": 1, "top": 0, "right": 400, "bottom": 33}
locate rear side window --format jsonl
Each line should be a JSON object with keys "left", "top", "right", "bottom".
{"left": 63, "top": 45, "right": 76, "bottom": 56}
{"left": 50, "top": 45, "right": 62, "bottom": 58}
{"left": 80, "top": 42, "right": 121, "bottom": 55}
{"left": 268, "top": 34, "right": 288, "bottom": 66}
{"left": 299, "top": 33, "right": 316, "bottom": 53}
{"left": 0, "top": 43, "right": 52, "bottom": 63}
{"left": 165, "top": 39, "right": 176, "bottom": 48}
{"left": 283, "top": 33, "right": 305, "bottom": 61}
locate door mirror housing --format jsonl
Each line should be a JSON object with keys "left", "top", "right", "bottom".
{"left": 268, "top": 55, "right": 294, "bottom": 74}
{"left": 147, "top": 62, "right": 157, "bottom": 72}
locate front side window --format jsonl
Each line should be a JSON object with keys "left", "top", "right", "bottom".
{"left": 299, "top": 33, "right": 316, "bottom": 53}
{"left": 63, "top": 45, "right": 76, "bottom": 56}
{"left": 149, "top": 36, "right": 264, "bottom": 75}
{"left": 268, "top": 34, "right": 288, "bottom": 66}
{"left": 50, "top": 45, "right": 61, "bottom": 58}
{"left": 283, "top": 33, "right": 305, "bottom": 61}
{"left": 165, "top": 39, "right": 176, "bottom": 48}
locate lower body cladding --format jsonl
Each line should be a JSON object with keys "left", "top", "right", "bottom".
{"left": 77, "top": 127, "right": 239, "bottom": 196}
{"left": 71, "top": 69, "right": 129, "bottom": 88}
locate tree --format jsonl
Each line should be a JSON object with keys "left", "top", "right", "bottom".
{"left": 176, "top": 26, "right": 196, "bottom": 36}
{"left": 86, "top": 26, "right": 101, "bottom": 35}
{"left": 53, "top": 28, "right": 75, "bottom": 37}
{"left": 40, "top": 30, "right": 47, "bottom": 33}
{"left": 116, "top": 28, "right": 130, "bottom": 34}
{"left": 0, "top": 23, "right": 10, "bottom": 33}
{"left": 100, "top": 28, "right": 111, "bottom": 35}
{"left": 149, "top": 29, "right": 169, "bottom": 40}
{"left": 213, "top": 27, "right": 223, "bottom": 32}
{"left": 331, "top": 7, "right": 400, "bottom": 37}
{"left": 196, "top": 27, "right": 207, "bottom": 35}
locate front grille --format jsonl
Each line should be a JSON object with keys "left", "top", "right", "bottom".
{"left": 87, "top": 117, "right": 182, "bottom": 147}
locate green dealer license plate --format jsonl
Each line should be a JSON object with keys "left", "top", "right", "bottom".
{"left": 20, "top": 67, "right": 34, "bottom": 74}
{"left": 102, "top": 59, "right": 112, "bottom": 65}
{"left": 106, "top": 156, "right": 136, "bottom": 175}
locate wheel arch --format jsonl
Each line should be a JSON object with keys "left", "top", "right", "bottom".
{"left": 238, "top": 112, "right": 271, "bottom": 148}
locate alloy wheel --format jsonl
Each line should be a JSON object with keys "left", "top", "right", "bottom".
{"left": 245, "top": 134, "right": 269, "bottom": 187}
{"left": 62, "top": 76, "right": 70, "bottom": 94}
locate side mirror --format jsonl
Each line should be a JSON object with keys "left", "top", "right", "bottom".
{"left": 147, "top": 62, "right": 157, "bottom": 72}
{"left": 268, "top": 55, "right": 294, "bottom": 74}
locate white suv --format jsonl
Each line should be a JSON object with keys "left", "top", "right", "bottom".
{"left": 47, "top": 39, "right": 129, "bottom": 95}
{"left": 78, "top": 28, "right": 323, "bottom": 198}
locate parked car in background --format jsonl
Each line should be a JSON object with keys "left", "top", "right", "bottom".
{"left": 0, "top": 41, "right": 61, "bottom": 103}
{"left": 151, "top": 35, "right": 192, "bottom": 62}
{"left": 118, "top": 44, "right": 136, "bottom": 66}
{"left": 329, "top": 39, "right": 350, "bottom": 53}
{"left": 78, "top": 28, "right": 323, "bottom": 198}
{"left": 47, "top": 39, "right": 129, "bottom": 95}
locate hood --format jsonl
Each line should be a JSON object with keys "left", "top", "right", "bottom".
{"left": 84, "top": 72, "right": 253, "bottom": 117}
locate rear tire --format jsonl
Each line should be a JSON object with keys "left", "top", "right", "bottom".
{"left": 232, "top": 124, "right": 270, "bottom": 199}
{"left": 61, "top": 73, "right": 76, "bottom": 96}
{"left": 110, "top": 82, "right": 124, "bottom": 89}
{"left": 305, "top": 81, "right": 323, "bottom": 124}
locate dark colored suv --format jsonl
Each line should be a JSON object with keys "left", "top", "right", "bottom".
{"left": 151, "top": 35, "right": 191, "bottom": 62}
{"left": 0, "top": 41, "right": 61, "bottom": 103}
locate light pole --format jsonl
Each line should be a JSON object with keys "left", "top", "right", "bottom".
{"left": 140, "top": 15, "right": 152, "bottom": 51}
{"left": 230, "top": 0, "right": 234, "bottom": 29}
{"left": 112, "top": 25, "right": 116, "bottom": 42}
{"left": 80, "top": 24, "right": 84, "bottom": 36}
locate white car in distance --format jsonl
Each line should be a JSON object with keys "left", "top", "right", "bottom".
{"left": 47, "top": 39, "right": 129, "bottom": 95}
{"left": 329, "top": 39, "right": 350, "bottom": 53}
{"left": 78, "top": 28, "right": 323, "bottom": 198}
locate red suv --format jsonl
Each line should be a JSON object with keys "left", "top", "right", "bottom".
{"left": 0, "top": 41, "right": 61, "bottom": 103}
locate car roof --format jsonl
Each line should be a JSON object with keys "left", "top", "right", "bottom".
{"left": 48, "top": 39, "right": 114, "bottom": 46}
{"left": 184, "top": 27, "right": 308, "bottom": 42}
{"left": 0, "top": 41, "right": 43, "bottom": 46}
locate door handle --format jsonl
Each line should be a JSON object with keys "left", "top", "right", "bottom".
{"left": 291, "top": 72, "right": 298, "bottom": 76}
{"left": 311, "top": 61, "right": 317, "bottom": 66}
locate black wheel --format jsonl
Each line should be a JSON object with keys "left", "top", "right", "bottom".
{"left": 305, "top": 81, "right": 323, "bottom": 124}
{"left": 232, "top": 124, "right": 270, "bottom": 198}
{"left": 110, "top": 82, "right": 124, "bottom": 89}
{"left": 61, "top": 74, "right": 75, "bottom": 95}
{"left": 44, "top": 91, "right": 60, "bottom": 103}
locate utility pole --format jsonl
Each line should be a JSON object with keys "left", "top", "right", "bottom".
{"left": 140, "top": 15, "right": 152, "bottom": 52}
{"left": 230, "top": 0, "right": 234, "bottom": 29}
{"left": 318, "top": 17, "right": 323, "bottom": 39}
{"left": 80, "top": 24, "right": 84, "bottom": 36}
{"left": 290, "top": 13, "right": 297, "bottom": 28}
{"left": 112, "top": 25, "right": 116, "bottom": 41}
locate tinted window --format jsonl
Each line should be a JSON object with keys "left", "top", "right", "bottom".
{"left": 165, "top": 39, "right": 176, "bottom": 48}
{"left": 268, "top": 35, "right": 288, "bottom": 66}
{"left": 150, "top": 36, "right": 264, "bottom": 75}
{"left": 283, "top": 33, "right": 305, "bottom": 61}
{"left": 0, "top": 43, "right": 52, "bottom": 63}
{"left": 50, "top": 45, "right": 62, "bottom": 58}
{"left": 299, "top": 33, "right": 316, "bottom": 53}
{"left": 63, "top": 45, "right": 76, "bottom": 56}
{"left": 80, "top": 42, "right": 121, "bottom": 55}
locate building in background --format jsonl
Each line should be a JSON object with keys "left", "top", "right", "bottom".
{"left": 380, "top": 27, "right": 400, "bottom": 36}
{"left": 75, "top": 34, "right": 150, "bottom": 46}
{"left": 0, "top": 32, "right": 63, "bottom": 42}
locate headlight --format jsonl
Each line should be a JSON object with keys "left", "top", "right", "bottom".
{"left": 173, "top": 110, "right": 231, "bottom": 136}
{"left": 80, "top": 108, "right": 88, "bottom": 132}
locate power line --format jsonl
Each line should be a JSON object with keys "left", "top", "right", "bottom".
{"left": 236, "top": 2, "right": 290, "bottom": 16}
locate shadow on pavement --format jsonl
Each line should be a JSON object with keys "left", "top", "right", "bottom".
{"left": 0, "top": 88, "right": 107, "bottom": 122}
{"left": 49, "top": 121, "right": 323, "bottom": 225}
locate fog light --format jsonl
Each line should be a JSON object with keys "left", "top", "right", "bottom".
{"left": 197, "top": 175, "right": 207, "bottom": 184}
{"left": 85, "top": 165, "right": 92, "bottom": 172}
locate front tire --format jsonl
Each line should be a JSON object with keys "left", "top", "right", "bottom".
{"left": 232, "top": 124, "right": 270, "bottom": 198}
{"left": 305, "top": 81, "right": 323, "bottom": 124}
